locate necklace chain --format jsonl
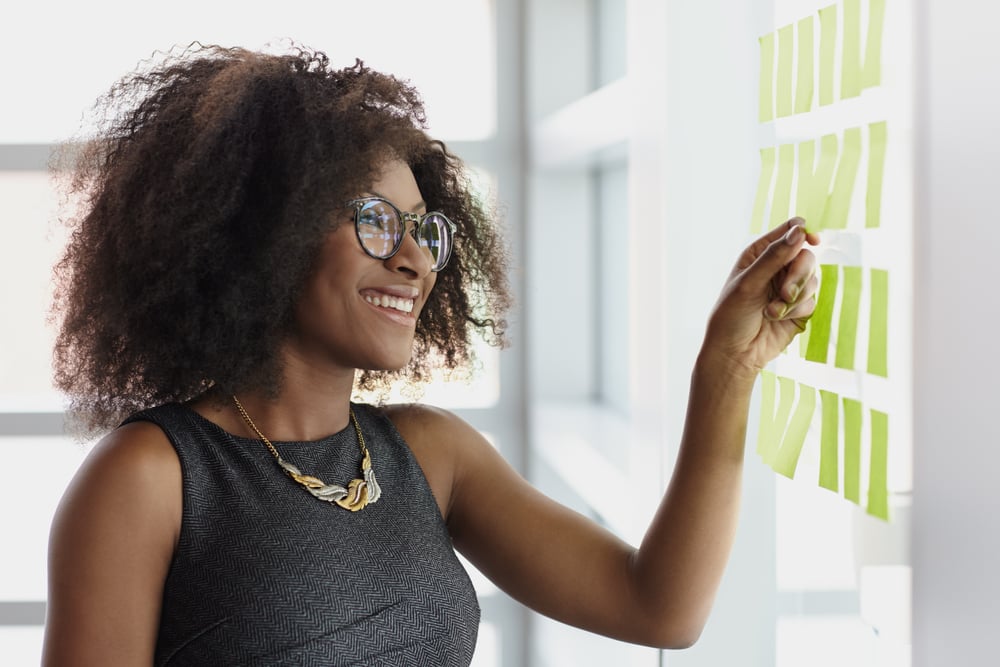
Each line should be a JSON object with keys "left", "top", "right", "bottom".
{"left": 231, "top": 396, "right": 381, "bottom": 511}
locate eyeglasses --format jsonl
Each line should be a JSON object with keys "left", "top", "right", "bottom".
{"left": 348, "top": 196, "right": 456, "bottom": 272}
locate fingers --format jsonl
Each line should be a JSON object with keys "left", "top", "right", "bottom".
{"left": 737, "top": 217, "right": 819, "bottom": 325}
{"left": 767, "top": 289, "right": 817, "bottom": 322}
{"left": 741, "top": 218, "right": 815, "bottom": 294}
{"left": 777, "top": 246, "right": 819, "bottom": 303}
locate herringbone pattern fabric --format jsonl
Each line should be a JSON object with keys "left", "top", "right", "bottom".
{"left": 125, "top": 403, "right": 480, "bottom": 666}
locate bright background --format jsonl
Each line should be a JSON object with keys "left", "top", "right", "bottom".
{"left": 1, "top": 1, "right": 997, "bottom": 666}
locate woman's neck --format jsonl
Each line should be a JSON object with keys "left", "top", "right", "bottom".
{"left": 193, "top": 355, "right": 359, "bottom": 442}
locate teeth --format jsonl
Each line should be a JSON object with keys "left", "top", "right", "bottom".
{"left": 365, "top": 294, "right": 414, "bottom": 314}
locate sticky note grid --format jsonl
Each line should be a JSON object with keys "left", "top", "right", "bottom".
{"left": 752, "top": 0, "right": 892, "bottom": 521}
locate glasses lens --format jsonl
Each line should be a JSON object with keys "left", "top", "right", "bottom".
{"left": 416, "top": 213, "right": 453, "bottom": 271}
{"left": 356, "top": 200, "right": 403, "bottom": 258}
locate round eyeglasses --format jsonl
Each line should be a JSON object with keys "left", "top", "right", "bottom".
{"left": 348, "top": 197, "right": 456, "bottom": 272}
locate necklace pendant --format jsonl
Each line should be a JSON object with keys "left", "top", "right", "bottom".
{"left": 334, "top": 478, "right": 370, "bottom": 511}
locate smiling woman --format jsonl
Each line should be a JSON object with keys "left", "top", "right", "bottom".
{"left": 43, "top": 44, "right": 513, "bottom": 666}
{"left": 40, "top": 39, "right": 820, "bottom": 667}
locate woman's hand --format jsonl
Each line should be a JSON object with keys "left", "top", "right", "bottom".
{"left": 703, "top": 217, "right": 820, "bottom": 376}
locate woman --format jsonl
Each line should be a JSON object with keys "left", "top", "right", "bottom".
{"left": 43, "top": 44, "right": 818, "bottom": 665}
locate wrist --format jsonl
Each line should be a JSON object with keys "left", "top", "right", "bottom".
{"left": 693, "top": 347, "right": 761, "bottom": 391}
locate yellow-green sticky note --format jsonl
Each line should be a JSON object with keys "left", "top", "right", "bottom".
{"left": 841, "top": 0, "right": 862, "bottom": 99}
{"left": 756, "top": 370, "right": 776, "bottom": 457}
{"left": 818, "top": 389, "right": 839, "bottom": 491}
{"left": 835, "top": 265, "right": 863, "bottom": 370}
{"left": 795, "top": 17, "right": 815, "bottom": 114}
{"left": 798, "top": 313, "right": 812, "bottom": 358}
{"left": 867, "top": 409, "right": 889, "bottom": 520}
{"left": 868, "top": 268, "right": 889, "bottom": 377}
{"left": 761, "top": 374, "right": 796, "bottom": 465}
{"left": 866, "top": 121, "right": 888, "bottom": 228}
{"left": 819, "top": 4, "right": 838, "bottom": 106}
{"left": 862, "top": 0, "right": 887, "bottom": 90}
{"left": 811, "top": 134, "right": 839, "bottom": 231}
{"left": 772, "top": 383, "right": 817, "bottom": 479}
{"left": 751, "top": 146, "right": 776, "bottom": 234}
{"left": 822, "top": 127, "right": 861, "bottom": 230}
{"left": 776, "top": 24, "right": 795, "bottom": 118}
{"left": 843, "top": 397, "right": 862, "bottom": 504}
{"left": 805, "top": 264, "right": 840, "bottom": 363}
{"left": 769, "top": 143, "right": 795, "bottom": 230}
{"left": 759, "top": 33, "right": 776, "bottom": 122}
{"left": 796, "top": 139, "right": 817, "bottom": 225}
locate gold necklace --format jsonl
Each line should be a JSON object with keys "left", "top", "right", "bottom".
{"left": 232, "top": 396, "right": 381, "bottom": 511}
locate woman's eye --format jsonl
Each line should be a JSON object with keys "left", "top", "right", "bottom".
{"left": 360, "top": 210, "right": 386, "bottom": 230}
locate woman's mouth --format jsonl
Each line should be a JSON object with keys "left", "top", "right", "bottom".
{"left": 363, "top": 293, "right": 415, "bottom": 314}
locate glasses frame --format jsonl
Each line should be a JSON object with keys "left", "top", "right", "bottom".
{"left": 348, "top": 196, "right": 457, "bottom": 272}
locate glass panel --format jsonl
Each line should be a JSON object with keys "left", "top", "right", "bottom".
{"left": 595, "top": 0, "right": 627, "bottom": 87}
{"left": 0, "top": 171, "right": 66, "bottom": 410}
{"left": 0, "top": 627, "right": 45, "bottom": 666}
{"left": 596, "top": 162, "right": 629, "bottom": 414}
{"left": 0, "top": 0, "right": 494, "bottom": 143}
{"left": 0, "top": 436, "right": 92, "bottom": 601}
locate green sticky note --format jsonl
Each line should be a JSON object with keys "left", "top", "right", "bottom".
{"left": 776, "top": 24, "right": 795, "bottom": 118}
{"left": 805, "top": 264, "right": 840, "bottom": 363}
{"left": 835, "top": 265, "right": 863, "bottom": 369}
{"left": 751, "top": 147, "right": 776, "bottom": 234}
{"left": 819, "top": 5, "right": 838, "bottom": 106}
{"left": 762, "top": 375, "right": 797, "bottom": 465}
{"left": 822, "top": 127, "right": 861, "bottom": 230}
{"left": 868, "top": 268, "right": 889, "bottom": 377}
{"left": 818, "top": 389, "right": 839, "bottom": 491}
{"left": 841, "top": 0, "right": 862, "bottom": 99}
{"left": 757, "top": 371, "right": 776, "bottom": 457}
{"left": 867, "top": 409, "right": 890, "bottom": 520}
{"left": 798, "top": 314, "right": 811, "bottom": 357}
{"left": 759, "top": 33, "right": 776, "bottom": 122}
{"left": 795, "top": 17, "right": 815, "bottom": 114}
{"left": 866, "top": 121, "right": 888, "bottom": 228}
{"left": 796, "top": 140, "right": 817, "bottom": 225}
{"left": 863, "top": 0, "right": 887, "bottom": 89}
{"left": 772, "top": 383, "right": 817, "bottom": 478}
{"left": 811, "top": 134, "right": 839, "bottom": 230}
{"left": 843, "top": 397, "right": 862, "bottom": 504}
{"left": 769, "top": 143, "right": 795, "bottom": 230}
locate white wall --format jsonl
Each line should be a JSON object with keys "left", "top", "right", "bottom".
{"left": 912, "top": 2, "right": 1000, "bottom": 665}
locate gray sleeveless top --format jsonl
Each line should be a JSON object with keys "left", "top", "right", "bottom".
{"left": 125, "top": 402, "right": 480, "bottom": 666}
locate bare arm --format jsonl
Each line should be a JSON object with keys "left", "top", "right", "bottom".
{"left": 435, "top": 218, "right": 818, "bottom": 648}
{"left": 42, "top": 422, "right": 181, "bottom": 666}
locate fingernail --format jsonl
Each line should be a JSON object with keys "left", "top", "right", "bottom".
{"left": 766, "top": 301, "right": 789, "bottom": 320}
{"left": 785, "top": 225, "right": 804, "bottom": 245}
{"left": 786, "top": 284, "right": 800, "bottom": 302}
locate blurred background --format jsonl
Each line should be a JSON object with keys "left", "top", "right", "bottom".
{"left": 1, "top": 1, "right": 996, "bottom": 665}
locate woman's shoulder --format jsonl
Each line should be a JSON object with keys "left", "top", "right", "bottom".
{"left": 372, "top": 402, "right": 494, "bottom": 520}
{"left": 375, "top": 402, "right": 482, "bottom": 449}
{"left": 53, "top": 412, "right": 182, "bottom": 546}
{"left": 65, "top": 418, "right": 182, "bottom": 525}
{"left": 45, "top": 416, "right": 181, "bottom": 665}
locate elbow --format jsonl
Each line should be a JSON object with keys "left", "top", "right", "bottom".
{"left": 648, "top": 624, "right": 705, "bottom": 651}
{"left": 632, "top": 606, "right": 710, "bottom": 650}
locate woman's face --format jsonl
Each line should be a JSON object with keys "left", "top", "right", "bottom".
{"left": 288, "top": 159, "right": 438, "bottom": 373}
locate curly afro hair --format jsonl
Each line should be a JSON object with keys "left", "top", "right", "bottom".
{"left": 51, "top": 43, "right": 512, "bottom": 435}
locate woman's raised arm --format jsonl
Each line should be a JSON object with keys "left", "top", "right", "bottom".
{"left": 440, "top": 217, "right": 819, "bottom": 648}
